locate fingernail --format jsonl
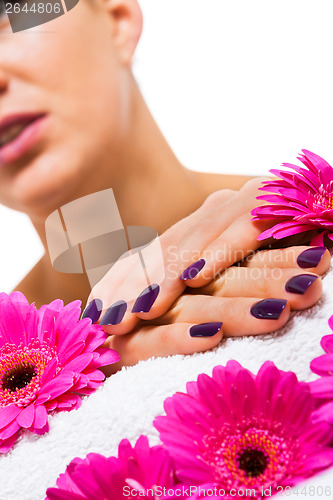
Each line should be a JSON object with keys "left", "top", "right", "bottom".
{"left": 81, "top": 299, "right": 103, "bottom": 323}
{"left": 250, "top": 299, "right": 287, "bottom": 320}
{"left": 190, "top": 322, "right": 223, "bottom": 337}
{"left": 100, "top": 300, "right": 127, "bottom": 325}
{"left": 180, "top": 259, "right": 206, "bottom": 280}
{"left": 132, "top": 284, "right": 160, "bottom": 313}
{"left": 297, "top": 247, "right": 326, "bottom": 268}
{"left": 285, "top": 274, "right": 318, "bottom": 295}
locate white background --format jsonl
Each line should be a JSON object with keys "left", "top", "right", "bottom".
{"left": 1, "top": 0, "right": 333, "bottom": 292}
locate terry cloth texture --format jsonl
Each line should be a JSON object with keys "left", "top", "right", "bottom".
{"left": 1, "top": 255, "right": 333, "bottom": 499}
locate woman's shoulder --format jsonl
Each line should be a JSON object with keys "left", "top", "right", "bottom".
{"left": 14, "top": 258, "right": 46, "bottom": 306}
{"left": 192, "top": 171, "right": 253, "bottom": 194}
{"left": 14, "top": 254, "right": 91, "bottom": 308}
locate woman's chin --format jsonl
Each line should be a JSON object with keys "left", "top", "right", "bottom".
{"left": 3, "top": 155, "right": 84, "bottom": 216}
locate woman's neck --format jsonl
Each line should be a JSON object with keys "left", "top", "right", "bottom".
{"left": 24, "top": 85, "right": 208, "bottom": 306}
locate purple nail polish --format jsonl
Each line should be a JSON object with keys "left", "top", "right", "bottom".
{"left": 180, "top": 259, "right": 206, "bottom": 280}
{"left": 100, "top": 300, "right": 127, "bottom": 325}
{"left": 250, "top": 299, "right": 287, "bottom": 320}
{"left": 285, "top": 274, "right": 318, "bottom": 295}
{"left": 297, "top": 247, "right": 326, "bottom": 268}
{"left": 132, "top": 284, "right": 160, "bottom": 313}
{"left": 189, "top": 322, "right": 223, "bottom": 337}
{"left": 81, "top": 299, "right": 103, "bottom": 323}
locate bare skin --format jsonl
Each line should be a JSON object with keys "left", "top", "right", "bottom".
{"left": 0, "top": 0, "right": 329, "bottom": 372}
{"left": 16, "top": 170, "right": 251, "bottom": 308}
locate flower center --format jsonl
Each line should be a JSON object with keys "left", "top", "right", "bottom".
{"left": 318, "top": 194, "right": 333, "bottom": 210}
{"left": 2, "top": 362, "right": 37, "bottom": 392}
{"left": 238, "top": 448, "right": 268, "bottom": 477}
{"left": 202, "top": 419, "right": 299, "bottom": 495}
{"left": 0, "top": 340, "right": 59, "bottom": 407}
{"left": 313, "top": 183, "right": 333, "bottom": 211}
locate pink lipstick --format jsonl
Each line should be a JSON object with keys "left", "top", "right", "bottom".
{"left": 0, "top": 113, "right": 47, "bottom": 165}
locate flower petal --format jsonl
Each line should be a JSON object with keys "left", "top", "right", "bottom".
{"left": 56, "top": 394, "right": 82, "bottom": 411}
{"left": 312, "top": 402, "right": 333, "bottom": 424}
{"left": 63, "top": 353, "right": 94, "bottom": 373}
{"left": 16, "top": 404, "right": 35, "bottom": 429}
{"left": 0, "top": 432, "right": 19, "bottom": 454}
{"left": 0, "top": 417, "right": 21, "bottom": 439}
{"left": 310, "top": 376, "right": 333, "bottom": 399}
{"left": 59, "top": 341, "right": 86, "bottom": 365}
{"left": 33, "top": 404, "right": 48, "bottom": 429}
{"left": 0, "top": 299, "right": 26, "bottom": 345}
{"left": 328, "top": 317, "right": 333, "bottom": 333}
{"left": 40, "top": 358, "right": 59, "bottom": 386}
{"left": 0, "top": 404, "right": 21, "bottom": 429}
{"left": 46, "top": 489, "right": 85, "bottom": 500}
{"left": 90, "top": 348, "right": 120, "bottom": 368}
{"left": 296, "top": 450, "right": 333, "bottom": 475}
{"left": 310, "top": 231, "right": 328, "bottom": 246}
{"left": 310, "top": 354, "right": 333, "bottom": 376}
{"left": 36, "top": 372, "right": 75, "bottom": 402}
{"left": 24, "top": 304, "right": 38, "bottom": 344}
{"left": 320, "top": 334, "right": 333, "bottom": 353}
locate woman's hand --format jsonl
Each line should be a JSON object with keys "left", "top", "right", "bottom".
{"left": 101, "top": 245, "right": 330, "bottom": 372}
{"left": 83, "top": 177, "right": 283, "bottom": 332}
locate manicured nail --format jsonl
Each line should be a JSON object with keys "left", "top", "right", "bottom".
{"left": 100, "top": 300, "right": 127, "bottom": 325}
{"left": 190, "top": 322, "right": 223, "bottom": 337}
{"left": 285, "top": 274, "right": 318, "bottom": 295}
{"left": 297, "top": 247, "right": 326, "bottom": 268}
{"left": 81, "top": 299, "right": 103, "bottom": 323}
{"left": 132, "top": 284, "right": 160, "bottom": 313}
{"left": 180, "top": 259, "right": 206, "bottom": 280}
{"left": 250, "top": 299, "right": 287, "bottom": 320}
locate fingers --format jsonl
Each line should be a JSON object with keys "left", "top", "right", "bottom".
{"left": 195, "top": 267, "right": 322, "bottom": 310}
{"left": 83, "top": 179, "right": 323, "bottom": 336}
{"left": 181, "top": 213, "right": 270, "bottom": 288}
{"left": 83, "top": 244, "right": 328, "bottom": 336}
{"left": 83, "top": 189, "right": 244, "bottom": 332}
{"left": 149, "top": 294, "right": 291, "bottom": 337}
{"left": 101, "top": 263, "right": 321, "bottom": 372}
{"left": 175, "top": 181, "right": 273, "bottom": 287}
{"left": 242, "top": 246, "right": 330, "bottom": 274}
{"left": 102, "top": 321, "right": 224, "bottom": 372}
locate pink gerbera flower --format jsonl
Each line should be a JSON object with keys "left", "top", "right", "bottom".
{"left": 154, "top": 361, "right": 333, "bottom": 499}
{"left": 0, "top": 291, "right": 119, "bottom": 454}
{"left": 310, "top": 315, "right": 333, "bottom": 424}
{"left": 251, "top": 149, "right": 333, "bottom": 245}
{"left": 45, "top": 435, "right": 176, "bottom": 500}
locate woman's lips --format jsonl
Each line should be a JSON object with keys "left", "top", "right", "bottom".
{"left": 0, "top": 113, "right": 48, "bottom": 166}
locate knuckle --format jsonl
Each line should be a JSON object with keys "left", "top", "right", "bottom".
{"left": 203, "top": 189, "right": 235, "bottom": 207}
{"left": 239, "top": 177, "right": 270, "bottom": 194}
{"left": 214, "top": 268, "right": 236, "bottom": 296}
{"left": 168, "top": 295, "right": 190, "bottom": 321}
{"left": 249, "top": 268, "right": 271, "bottom": 295}
{"left": 159, "top": 326, "right": 171, "bottom": 347}
{"left": 113, "top": 332, "right": 141, "bottom": 366}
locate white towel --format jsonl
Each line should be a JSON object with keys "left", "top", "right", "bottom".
{"left": 1, "top": 256, "right": 333, "bottom": 500}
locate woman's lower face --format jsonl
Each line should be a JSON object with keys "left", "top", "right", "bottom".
{"left": 0, "top": 0, "right": 132, "bottom": 215}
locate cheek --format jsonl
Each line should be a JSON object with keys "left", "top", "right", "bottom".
{"left": 43, "top": 26, "right": 127, "bottom": 145}
{"left": 9, "top": 3, "right": 126, "bottom": 130}
{"left": 0, "top": 6, "right": 129, "bottom": 211}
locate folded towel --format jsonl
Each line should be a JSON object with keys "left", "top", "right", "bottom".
{"left": 1, "top": 257, "right": 333, "bottom": 500}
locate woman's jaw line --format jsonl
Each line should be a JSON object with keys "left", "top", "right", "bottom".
{"left": 27, "top": 87, "right": 207, "bottom": 250}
